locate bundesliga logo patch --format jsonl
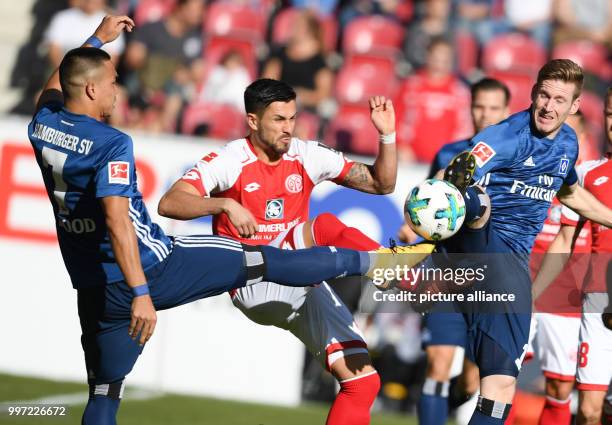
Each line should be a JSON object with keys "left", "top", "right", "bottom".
{"left": 471, "top": 142, "right": 496, "bottom": 167}
{"left": 108, "top": 161, "right": 129, "bottom": 184}
{"left": 265, "top": 199, "right": 284, "bottom": 220}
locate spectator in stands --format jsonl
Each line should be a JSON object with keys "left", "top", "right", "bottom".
{"left": 261, "top": 10, "right": 333, "bottom": 114}
{"left": 290, "top": 0, "right": 340, "bottom": 16}
{"left": 403, "top": 0, "right": 453, "bottom": 71}
{"left": 339, "top": 0, "right": 406, "bottom": 29}
{"left": 197, "top": 50, "right": 251, "bottom": 112}
{"left": 502, "top": 0, "right": 553, "bottom": 48}
{"left": 453, "top": 0, "right": 498, "bottom": 46}
{"left": 45, "top": 0, "right": 125, "bottom": 67}
{"left": 552, "top": 0, "right": 612, "bottom": 46}
{"left": 123, "top": 0, "right": 204, "bottom": 132}
{"left": 395, "top": 37, "right": 471, "bottom": 163}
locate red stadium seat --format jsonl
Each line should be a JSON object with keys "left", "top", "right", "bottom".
{"left": 456, "top": 30, "right": 478, "bottom": 77}
{"left": 578, "top": 91, "right": 605, "bottom": 133}
{"left": 203, "top": 2, "right": 266, "bottom": 41}
{"left": 335, "top": 61, "right": 398, "bottom": 105}
{"left": 324, "top": 105, "right": 380, "bottom": 156}
{"left": 488, "top": 71, "right": 534, "bottom": 113}
{"left": 343, "top": 16, "right": 404, "bottom": 57}
{"left": 343, "top": 54, "right": 396, "bottom": 80}
{"left": 295, "top": 111, "right": 321, "bottom": 141}
{"left": 181, "top": 102, "right": 246, "bottom": 140}
{"left": 271, "top": 8, "right": 338, "bottom": 52}
{"left": 552, "top": 40, "right": 611, "bottom": 80}
{"left": 482, "top": 33, "right": 546, "bottom": 76}
{"left": 204, "top": 35, "right": 258, "bottom": 79}
{"left": 134, "top": 0, "right": 175, "bottom": 26}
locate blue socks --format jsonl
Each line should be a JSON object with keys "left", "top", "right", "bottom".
{"left": 468, "top": 409, "right": 506, "bottom": 425}
{"left": 418, "top": 378, "right": 450, "bottom": 425}
{"left": 418, "top": 393, "right": 449, "bottom": 425}
{"left": 259, "top": 245, "right": 365, "bottom": 286}
{"left": 82, "top": 395, "right": 120, "bottom": 425}
{"left": 464, "top": 186, "right": 487, "bottom": 222}
{"left": 468, "top": 396, "right": 511, "bottom": 424}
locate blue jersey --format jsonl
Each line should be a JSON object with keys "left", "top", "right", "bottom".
{"left": 468, "top": 110, "right": 578, "bottom": 254}
{"left": 28, "top": 102, "right": 172, "bottom": 289}
{"left": 428, "top": 139, "right": 471, "bottom": 178}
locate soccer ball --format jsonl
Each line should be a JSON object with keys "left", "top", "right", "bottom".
{"left": 404, "top": 179, "right": 466, "bottom": 241}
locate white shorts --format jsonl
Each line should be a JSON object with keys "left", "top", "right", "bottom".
{"left": 576, "top": 293, "right": 612, "bottom": 391}
{"left": 232, "top": 223, "right": 368, "bottom": 370}
{"left": 525, "top": 313, "right": 538, "bottom": 363}
{"left": 535, "top": 313, "right": 580, "bottom": 381}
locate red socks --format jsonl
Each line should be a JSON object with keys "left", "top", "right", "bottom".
{"left": 312, "top": 213, "right": 381, "bottom": 251}
{"left": 538, "top": 396, "right": 571, "bottom": 425}
{"left": 326, "top": 372, "right": 381, "bottom": 425}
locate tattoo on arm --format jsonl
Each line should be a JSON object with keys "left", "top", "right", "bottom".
{"left": 342, "top": 163, "right": 377, "bottom": 193}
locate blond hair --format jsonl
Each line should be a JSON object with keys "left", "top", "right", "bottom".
{"left": 536, "top": 59, "right": 584, "bottom": 99}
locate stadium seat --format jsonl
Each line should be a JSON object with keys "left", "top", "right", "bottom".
{"left": 456, "top": 30, "right": 478, "bottom": 77}
{"left": 271, "top": 8, "right": 338, "bottom": 53}
{"left": 295, "top": 110, "right": 321, "bottom": 141}
{"left": 134, "top": 0, "right": 175, "bottom": 26}
{"left": 578, "top": 91, "right": 605, "bottom": 133}
{"left": 552, "top": 40, "right": 611, "bottom": 80}
{"left": 482, "top": 33, "right": 546, "bottom": 76}
{"left": 204, "top": 35, "right": 258, "bottom": 79}
{"left": 203, "top": 2, "right": 266, "bottom": 41}
{"left": 342, "top": 16, "right": 404, "bottom": 57}
{"left": 344, "top": 54, "right": 397, "bottom": 79}
{"left": 335, "top": 61, "right": 398, "bottom": 104}
{"left": 181, "top": 102, "right": 246, "bottom": 140}
{"left": 488, "top": 71, "right": 533, "bottom": 113}
{"left": 324, "top": 105, "right": 380, "bottom": 156}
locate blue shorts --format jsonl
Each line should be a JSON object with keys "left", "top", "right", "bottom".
{"left": 78, "top": 236, "right": 248, "bottom": 385}
{"left": 438, "top": 222, "right": 532, "bottom": 377}
{"left": 422, "top": 311, "right": 467, "bottom": 349}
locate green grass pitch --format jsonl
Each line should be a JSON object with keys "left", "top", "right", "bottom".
{"left": 0, "top": 373, "right": 416, "bottom": 425}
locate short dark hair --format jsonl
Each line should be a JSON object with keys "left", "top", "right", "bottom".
{"left": 427, "top": 35, "right": 453, "bottom": 52}
{"left": 536, "top": 59, "right": 584, "bottom": 99}
{"left": 244, "top": 79, "right": 296, "bottom": 115}
{"left": 59, "top": 47, "right": 111, "bottom": 99}
{"left": 471, "top": 77, "right": 511, "bottom": 106}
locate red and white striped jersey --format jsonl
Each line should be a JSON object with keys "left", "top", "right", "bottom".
{"left": 180, "top": 137, "right": 354, "bottom": 245}
{"left": 561, "top": 153, "right": 612, "bottom": 293}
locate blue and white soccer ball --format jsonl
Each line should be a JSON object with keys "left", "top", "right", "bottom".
{"left": 404, "top": 179, "right": 466, "bottom": 241}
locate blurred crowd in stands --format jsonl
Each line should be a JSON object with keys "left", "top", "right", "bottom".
{"left": 9, "top": 0, "right": 611, "bottom": 163}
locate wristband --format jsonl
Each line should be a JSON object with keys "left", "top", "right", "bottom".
{"left": 379, "top": 132, "right": 396, "bottom": 144}
{"left": 85, "top": 36, "right": 104, "bottom": 48}
{"left": 131, "top": 283, "right": 150, "bottom": 297}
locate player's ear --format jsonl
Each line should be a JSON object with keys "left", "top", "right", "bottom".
{"left": 530, "top": 84, "right": 537, "bottom": 102}
{"left": 85, "top": 82, "right": 96, "bottom": 101}
{"left": 569, "top": 95, "right": 581, "bottom": 115}
{"left": 246, "top": 113, "right": 258, "bottom": 131}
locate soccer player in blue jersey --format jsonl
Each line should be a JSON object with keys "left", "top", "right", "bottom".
{"left": 436, "top": 60, "right": 612, "bottom": 425}
{"left": 418, "top": 77, "right": 511, "bottom": 425}
{"left": 28, "top": 15, "right": 419, "bottom": 425}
